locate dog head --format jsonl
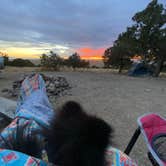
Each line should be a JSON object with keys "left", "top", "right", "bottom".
{"left": 45, "top": 101, "right": 113, "bottom": 166}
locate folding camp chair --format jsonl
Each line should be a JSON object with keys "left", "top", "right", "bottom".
{"left": 124, "top": 113, "right": 166, "bottom": 166}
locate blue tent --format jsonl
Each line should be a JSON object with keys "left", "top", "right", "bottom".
{"left": 128, "top": 62, "right": 153, "bottom": 76}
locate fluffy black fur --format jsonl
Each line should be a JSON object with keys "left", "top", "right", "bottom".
{"left": 44, "top": 101, "right": 112, "bottom": 166}
{"left": 14, "top": 101, "right": 113, "bottom": 166}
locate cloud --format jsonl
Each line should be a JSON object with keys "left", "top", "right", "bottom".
{"left": 77, "top": 47, "right": 105, "bottom": 60}
{"left": 0, "top": 40, "right": 72, "bottom": 59}
{"left": 0, "top": 0, "right": 165, "bottom": 58}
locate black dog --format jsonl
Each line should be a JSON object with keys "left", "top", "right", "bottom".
{"left": 14, "top": 101, "right": 112, "bottom": 166}
{"left": 44, "top": 101, "right": 112, "bottom": 166}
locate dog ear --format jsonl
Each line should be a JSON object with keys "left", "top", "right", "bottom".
{"left": 43, "top": 101, "right": 86, "bottom": 142}
{"left": 56, "top": 101, "right": 86, "bottom": 119}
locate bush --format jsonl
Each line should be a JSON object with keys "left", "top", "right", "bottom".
{"left": 40, "top": 51, "right": 63, "bottom": 70}
{"left": 9, "top": 58, "right": 35, "bottom": 67}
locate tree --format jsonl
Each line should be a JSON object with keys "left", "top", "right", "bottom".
{"left": 66, "top": 52, "right": 89, "bottom": 69}
{"left": 40, "top": 51, "right": 63, "bottom": 70}
{"left": 103, "top": 27, "right": 137, "bottom": 72}
{"left": 103, "top": 0, "right": 166, "bottom": 76}
{"left": 10, "top": 58, "right": 35, "bottom": 67}
{"left": 103, "top": 47, "right": 112, "bottom": 68}
{"left": 132, "top": 0, "right": 166, "bottom": 76}
{"left": 68, "top": 53, "right": 81, "bottom": 69}
{"left": 40, "top": 53, "right": 50, "bottom": 68}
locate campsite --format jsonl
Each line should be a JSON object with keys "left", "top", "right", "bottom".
{"left": 0, "top": 67, "right": 166, "bottom": 165}
{"left": 0, "top": 0, "right": 166, "bottom": 165}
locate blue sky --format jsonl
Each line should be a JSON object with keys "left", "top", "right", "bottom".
{"left": 0, "top": 0, "right": 165, "bottom": 59}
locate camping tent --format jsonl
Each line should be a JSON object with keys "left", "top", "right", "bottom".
{"left": 128, "top": 62, "right": 153, "bottom": 76}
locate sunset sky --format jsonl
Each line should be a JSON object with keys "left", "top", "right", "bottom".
{"left": 0, "top": 0, "right": 165, "bottom": 60}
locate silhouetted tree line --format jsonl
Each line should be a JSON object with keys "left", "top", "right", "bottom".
{"left": 40, "top": 51, "right": 89, "bottom": 70}
{"left": 103, "top": 0, "right": 166, "bottom": 77}
{"left": 1, "top": 54, "right": 35, "bottom": 67}
{"left": 1, "top": 51, "right": 89, "bottom": 69}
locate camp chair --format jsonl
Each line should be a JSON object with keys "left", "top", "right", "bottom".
{"left": 124, "top": 113, "right": 166, "bottom": 166}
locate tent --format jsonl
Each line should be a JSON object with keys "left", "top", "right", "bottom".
{"left": 128, "top": 62, "right": 153, "bottom": 76}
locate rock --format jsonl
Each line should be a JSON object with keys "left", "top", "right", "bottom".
{"left": 1, "top": 73, "right": 71, "bottom": 99}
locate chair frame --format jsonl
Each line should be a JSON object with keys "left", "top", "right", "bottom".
{"left": 124, "top": 127, "right": 161, "bottom": 166}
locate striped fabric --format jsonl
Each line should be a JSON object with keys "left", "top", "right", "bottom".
{"left": 106, "top": 147, "right": 137, "bottom": 166}
{"left": 0, "top": 148, "right": 46, "bottom": 166}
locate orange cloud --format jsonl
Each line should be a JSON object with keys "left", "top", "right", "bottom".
{"left": 77, "top": 47, "right": 105, "bottom": 60}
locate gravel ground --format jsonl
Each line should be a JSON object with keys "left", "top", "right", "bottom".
{"left": 0, "top": 67, "right": 166, "bottom": 165}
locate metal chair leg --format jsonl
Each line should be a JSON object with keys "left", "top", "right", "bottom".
{"left": 147, "top": 152, "right": 160, "bottom": 166}
{"left": 124, "top": 127, "right": 141, "bottom": 155}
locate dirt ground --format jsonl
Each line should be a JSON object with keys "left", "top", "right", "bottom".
{"left": 0, "top": 67, "right": 166, "bottom": 165}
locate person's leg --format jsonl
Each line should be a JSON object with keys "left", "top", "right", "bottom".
{"left": 0, "top": 74, "right": 52, "bottom": 160}
{"left": 15, "top": 74, "right": 54, "bottom": 128}
{"left": 16, "top": 74, "right": 47, "bottom": 112}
